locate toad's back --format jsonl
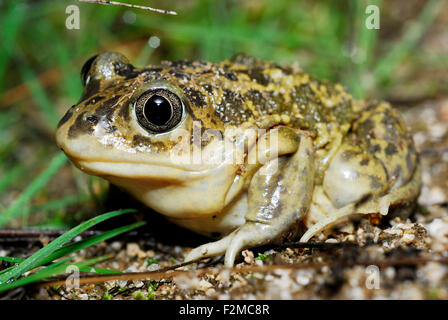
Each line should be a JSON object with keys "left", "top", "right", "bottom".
{"left": 157, "top": 54, "right": 357, "bottom": 130}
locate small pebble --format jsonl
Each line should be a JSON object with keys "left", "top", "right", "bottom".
{"left": 242, "top": 250, "right": 254, "bottom": 264}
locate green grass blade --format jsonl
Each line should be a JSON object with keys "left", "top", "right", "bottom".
{"left": 55, "top": 40, "right": 83, "bottom": 102}
{"left": 0, "top": 266, "right": 13, "bottom": 277}
{"left": 0, "top": 222, "right": 143, "bottom": 279}
{"left": 80, "top": 266, "right": 121, "bottom": 275}
{"left": 0, "top": 256, "right": 110, "bottom": 293}
{"left": 0, "top": 2, "right": 26, "bottom": 92}
{"left": 29, "top": 194, "right": 90, "bottom": 214}
{"left": 0, "top": 208, "right": 136, "bottom": 284}
{"left": 0, "top": 256, "right": 120, "bottom": 275}
{"left": 0, "top": 257, "right": 23, "bottom": 263}
{"left": 0, "top": 256, "right": 73, "bottom": 278}
{"left": 0, "top": 258, "right": 73, "bottom": 293}
{"left": 346, "top": 0, "right": 381, "bottom": 98}
{"left": 0, "top": 141, "right": 17, "bottom": 170}
{"left": 373, "top": 0, "right": 443, "bottom": 85}
{"left": 0, "top": 165, "right": 27, "bottom": 194}
{"left": 42, "top": 221, "right": 146, "bottom": 265}
{"left": 0, "top": 153, "right": 67, "bottom": 227}
{"left": 19, "top": 64, "right": 60, "bottom": 128}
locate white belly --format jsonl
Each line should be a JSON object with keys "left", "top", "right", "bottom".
{"left": 167, "top": 193, "right": 248, "bottom": 238}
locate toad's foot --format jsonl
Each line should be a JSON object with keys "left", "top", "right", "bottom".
{"left": 184, "top": 135, "right": 314, "bottom": 267}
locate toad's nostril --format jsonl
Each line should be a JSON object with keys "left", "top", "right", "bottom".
{"left": 85, "top": 114, "right": 98, "bottom": 125}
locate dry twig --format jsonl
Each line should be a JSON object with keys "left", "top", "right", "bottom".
{"left": 78, "top": 0, "right": 177, "bottom": 15}
{"left": 0, "top": 229, "right": 102, "bottom": 242}
{"left": 38, "top": 256, "right": 448, "bottom": 288}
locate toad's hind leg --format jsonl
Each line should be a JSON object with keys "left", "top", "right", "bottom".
{"left": 184, "top": 135, "right": 315, "bottom": 267}
{"left": 300, "top": 162, "right": 421, "bottom": 242}
{"left": 301, "top": 102, "right": 421, "bottom": 242}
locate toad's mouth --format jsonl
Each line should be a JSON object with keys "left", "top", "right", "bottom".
{"left": 57, "top": 131, "right": 246, "bottom": 180}
{"left": 76, "top": 159, "right": 211, "bottom": 179}
{"left": 58, "top": 135, "right": 248, "bottom": 181}
{"left": 65, "top": 153, "right": 236, "bottom": 182}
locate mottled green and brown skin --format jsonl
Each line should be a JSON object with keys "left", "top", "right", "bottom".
{"left": 56, "top": 52, "right": 421, "bottom": 266}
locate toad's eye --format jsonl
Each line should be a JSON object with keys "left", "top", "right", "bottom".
{"left": 134, "top": 88, "right": 183, "bottom": 133}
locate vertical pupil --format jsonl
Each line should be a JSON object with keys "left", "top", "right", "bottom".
{"left": 144, "top": 95, "right": 172, "bottom": 126}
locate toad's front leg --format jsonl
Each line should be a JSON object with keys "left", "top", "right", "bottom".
{"left": 184, "top": 135, "right": 314, "bottom": 267}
